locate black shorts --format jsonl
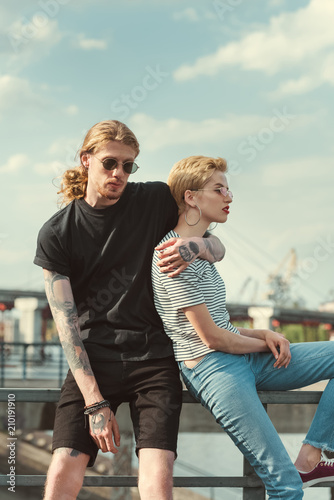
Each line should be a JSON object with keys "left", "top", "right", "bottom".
{"left": 52, "top": 356, "right": 182, "bottom": 466}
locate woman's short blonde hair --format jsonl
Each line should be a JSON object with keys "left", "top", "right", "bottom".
{"left": 167, "top": 156, "right": 227, "bottom": 213}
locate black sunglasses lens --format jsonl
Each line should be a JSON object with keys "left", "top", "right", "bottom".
{"left": 102, "top": 158, "right": 118, "bottom": 171}
{"left": 123, "top": 162, "right": 139, "bottom": 174}
{"left": 101, "top": 158, "right": 139, "bottom": 174}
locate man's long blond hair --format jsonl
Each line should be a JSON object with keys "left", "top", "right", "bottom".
{"left": 58, "top": 120, "right": 140, "bottom": 206}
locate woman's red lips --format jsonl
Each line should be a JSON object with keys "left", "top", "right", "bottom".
{"left": 223, "top": 207, "right": 229, "bottom": 214}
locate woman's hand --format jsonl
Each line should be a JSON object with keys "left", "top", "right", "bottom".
{"left": 264, "top": 330, "right": 291, "bottom": 369}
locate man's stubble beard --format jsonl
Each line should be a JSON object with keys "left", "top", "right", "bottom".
{"left": 98, "top": 183, "right": 126, "bottom": 202}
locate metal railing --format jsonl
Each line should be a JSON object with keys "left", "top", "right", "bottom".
{"left": 1, "top": 388, "right": 334, "bottom": 498}
{"left": 0, "top": 342, "right": 65, "bottom": 387}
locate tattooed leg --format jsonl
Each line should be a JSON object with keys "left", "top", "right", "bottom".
{"left": 54, "top": 447, "right": 85, "bottom": 458}
{"left": 44, "top": 447, "right": 89, "bottom": 500}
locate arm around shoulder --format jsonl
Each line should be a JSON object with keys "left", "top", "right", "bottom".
{"left": 201, "top": 234, "right": 226, "bottom": 263}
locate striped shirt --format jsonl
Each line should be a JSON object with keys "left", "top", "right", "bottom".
{"left": 151, "top": 230, "right": 240, "bottom": 361}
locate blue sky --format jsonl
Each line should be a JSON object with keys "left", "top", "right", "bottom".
{"left": 0, "top": 0, "right": 333, "bottom": 309}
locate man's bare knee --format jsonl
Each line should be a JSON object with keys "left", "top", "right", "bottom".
{"left": 138, "top": 449, "right": 174, "bottom": 500}
{"left": 44, "top": 448, "right": 90, "bottom": 500}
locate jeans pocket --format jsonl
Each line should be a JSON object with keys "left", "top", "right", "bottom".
{"left": 177, "top": 361, "right": 187, "bottom": 371}
{"left": 179, "top": 359, "right": 202, "bottom": 372}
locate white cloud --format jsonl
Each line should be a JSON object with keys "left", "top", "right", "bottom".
{"left": 0, "top": 154, "right": 68, "bottom": 178}
{"left": 34, "top": 160, "right": 66, "bottom": 176}
{"left": 0, "top": 153, "right": 29, "bottom": 174}
{"left": 0, "top": 75, "right": 46, "bottom": 114}
{"left": 272, "top": 75, "right": 321, "bottom": 97}
{"left": 64, "top": 104, "right": 79, "bottom": 115}
{"left": 5, "top": 18, "right": 63, "bottom": 67}
{"left": 271, "top": 52, "right": 334, "bottom": 98}
{"left": 75, "top": 34, "right": 107, "bottom": 50}
{"left": 173, "top": 8, "right": 199, "bottom": 23}
{"left": 0, "top": 247, "right": 31, "bottom": 264}
{"left": 129, "top": 111, "right": 308, "bottom": 152}
{"left": 256, "top": 156, "right": 334, "bottom": 247}
{"left": 261, "top": 157, "right": 334, "bottom": 187}
{"left": 48, "top": 134, "right": 85, "bottom": 165}
{"left": 173, "top": 0, "right": 334, "bottom": 95}
{"left": 268, "top": 0, "right": 287, "bottom": 7}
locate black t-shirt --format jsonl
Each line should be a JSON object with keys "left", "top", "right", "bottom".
{"left": 34, "top": 181, "right": 178, "bottom": 362}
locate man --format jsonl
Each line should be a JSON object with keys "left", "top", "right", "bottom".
{"left": 34, "top": 120, "right": 225, "bottom": 500}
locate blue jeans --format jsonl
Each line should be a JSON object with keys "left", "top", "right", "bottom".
{"left": 178, "top": 341, "right": 334, "bottom": 499}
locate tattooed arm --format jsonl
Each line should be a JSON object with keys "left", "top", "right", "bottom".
{"left": 43, "top": 269, "right": 120, "bottom": 453}
{"left": 201, "top": 234, "right": 225, "bottom": 262}
{"left": 155, "top": 235, "right": 225, "bottom": 277}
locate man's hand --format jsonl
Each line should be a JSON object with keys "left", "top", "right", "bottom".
{"left": 155, "top": 237, "right": 201, "bottom": 277}
{"left": 264, "top": 330, "right": 291, "bottom": 369}
{"left": 89, "top": 407, "right": 120, "bottom": 453}
{"left": 156, "top": 235, "right": 225, "bottom": 277}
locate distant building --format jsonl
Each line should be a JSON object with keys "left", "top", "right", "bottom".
{"left": 319, "top": 301, "right": 334, "bottom": 340}
{"left": 319, "top": 301, "right": 334, "bottom": 312}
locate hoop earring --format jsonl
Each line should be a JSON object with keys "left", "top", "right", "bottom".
{"left": 185, "top": 204, "right": 202, "bottom": 226}
{"left": 208, "top": 222, "right": 218, "bottom": 231}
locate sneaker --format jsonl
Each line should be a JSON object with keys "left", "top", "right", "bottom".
{"left": 299, "top": 458, "right": 334, "bottom": 488}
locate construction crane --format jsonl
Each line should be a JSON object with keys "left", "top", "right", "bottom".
{"left": 266, "top": 249, "right": 298, "bottom": 306}
{"left": 237, "top": 277, "right": 252, "bottom": 302}
{"left": 236, "top": 277, "right": 259, "bottom": 304}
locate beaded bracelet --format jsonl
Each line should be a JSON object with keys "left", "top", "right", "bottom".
{"left": 84, "top": 399, "right": 111, "bottom": 415}
{"left": 84, "top": 399, "right": 109, "bottom": 410}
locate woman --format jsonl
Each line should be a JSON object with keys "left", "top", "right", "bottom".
{"left": 151, "top": 155, "right": 334, "bottom": 499}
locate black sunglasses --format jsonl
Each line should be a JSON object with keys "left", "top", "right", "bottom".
{"left": 91, "top": 155, "right": 139, "bottom": 174}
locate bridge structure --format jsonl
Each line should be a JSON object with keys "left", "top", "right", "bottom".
{"left": 0, "top": 289, "right": 50, "bottom": 346}
{"left": 1, "top": 292, "right": 334, "bottom": 497}
{"left": 228, "top": 302, "right": 334, "bottom": 328}
{"left": 1, "top": 289, "right": 334, "bottom": 345}
{"left": 0, "top": 289, "right": 47, "bottom": 302}
{"left": 0, "top": 289, "right": 47, "bottom": 311}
